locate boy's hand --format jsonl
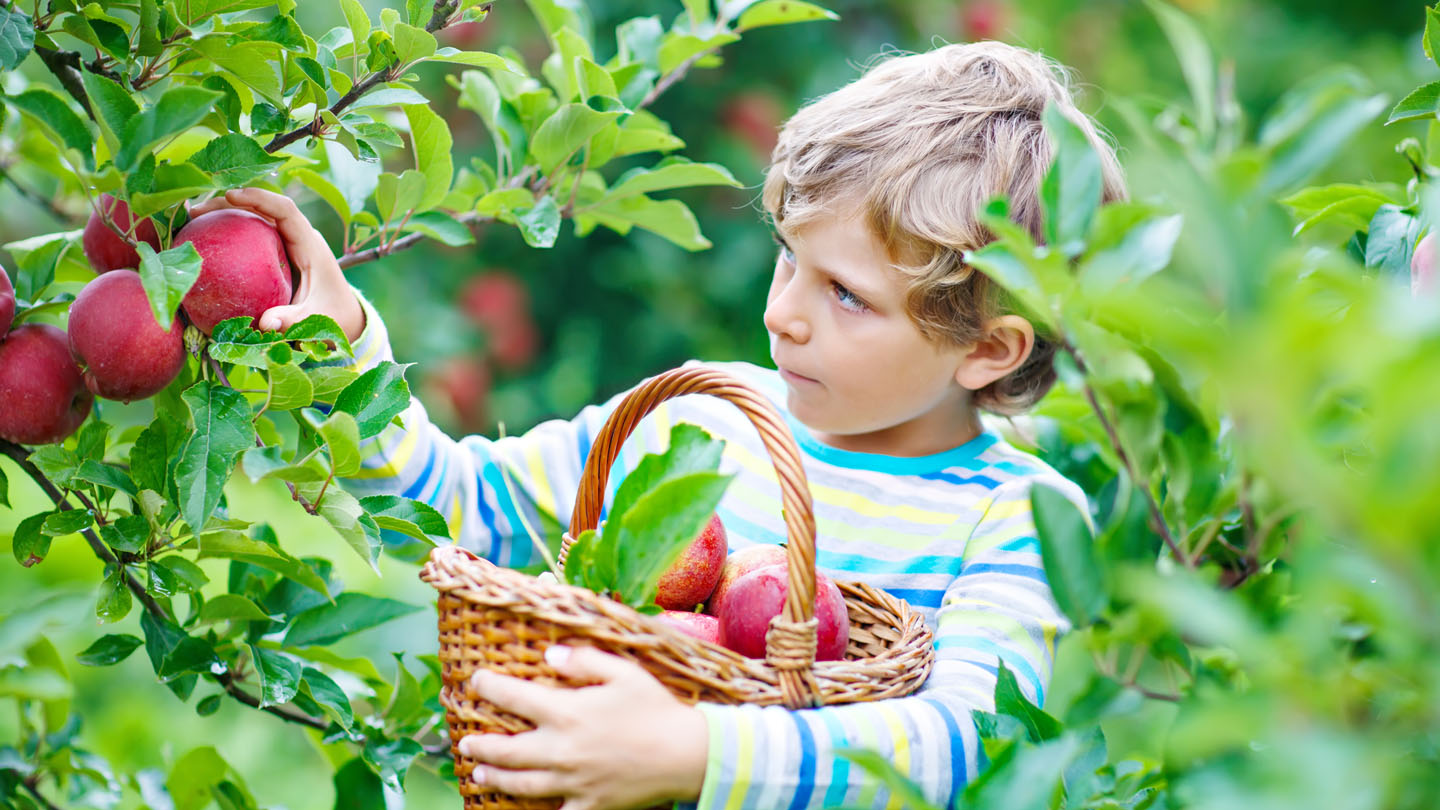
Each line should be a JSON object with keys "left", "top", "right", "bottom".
{"left": 188, "top": 188, "right": 366, "bottom": 342}
{"left": 458, "top": 645, "right": 708, "bottom": 810}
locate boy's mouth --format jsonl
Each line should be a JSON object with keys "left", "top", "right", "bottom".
{"left": 778, "top": 367, "right": 820, "bottom": 386}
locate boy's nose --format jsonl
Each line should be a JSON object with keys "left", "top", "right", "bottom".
{"left": 763, "top": 288, "right": 811, "bottom": 344}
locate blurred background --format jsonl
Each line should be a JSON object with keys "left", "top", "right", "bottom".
{"left": 1, "top": 0, "right": 1435, "bottom": 807}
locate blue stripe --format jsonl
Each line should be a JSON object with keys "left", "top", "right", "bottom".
{"left": 959, "top": 562, "right": 1046, "bottom": 580}
{"left": 920, "top": 697, "right": 968, "bottom": 799}
{"left": 882, "top": 587, "right": 946, "bottom": 609}
{"left": 936, "top": 636, "right": 1045, "bottom": 705}
{"left": 785, "top": 413, "right": 1001, "bottom": 476}
{"left": 816, "top": 550, "right": 963, "bottom": 576}
{"left": 714, "top": 507, "right": 785, "bottom": 548}
{"left": 919, "top": 470, "right": 1004, "bottom": 489}
{"left": 785, "top": 713, "right": 818, "bottom": 810}
{"left": 421, "top": 440, "right": 451, "bottom": 505}
{"left": 401, "top": 441, "right": 437, "bottom": 499}
{"left": 474, "top": 475, "right": 505, "bottom": 565}
{"left": 474, "top": 444, "right": 532, "bottom": 568}
{"left": 819, "top": 710, "right": 851, "bottom": 809}
{"left": 995, "top": 535, "right": 1041, "bottom": 554}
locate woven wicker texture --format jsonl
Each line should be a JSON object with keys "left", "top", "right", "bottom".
{"left": 421, "top": 366, "right": 936, "bottom": 810}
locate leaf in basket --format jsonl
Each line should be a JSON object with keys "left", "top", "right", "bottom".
{"left": 563, "top": 528, "right": 608, "bottom": 594}
{"left": 613, "top": 471, "right": 733, "bottom": 610}
{"left": 610, "top": 422, "right": 725, "bottom": 521}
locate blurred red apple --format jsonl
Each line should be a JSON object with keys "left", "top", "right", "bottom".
{"left": 68, "top": 270, "right": 186, "bottom": 402}
{"left": 717, "top": 564, "right": 849, "bottom": 661}
{"left": 0, "top": 323, "right": 94, "bottom": 444}
{"left": 1, "top": 264, "right": 14, "bottom": 336}
{"left": 655, "top": 513, "right": 728, "bottom": 611}
{"left": 657, "top": 610, "right": 721, "bottom": 645}
{"left": 176, "top": 209, "right": 294, "bottom": 334}
{"left": 1413, "top": 232, "right": 1436, "bottom": 297}
{"left": 704, "top": 543, "right": 788, "bottom": 617}
{"left": 722, "top": 91, "right": 784, "bottom": 161}
{"left": 430, "top": 354, "right": 491, "bottom": 432}
{"left": 459, "top": 272, "right": 538, "bottom": 370}
{"left": 82, "top": 194, "right": 161, "bottom": 273}
{"left": 959, "top": 0, "right": 1010, "bottom": 41}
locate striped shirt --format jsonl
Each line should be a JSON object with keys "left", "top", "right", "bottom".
{"left": 340, "top": 294, "right": 1091, "bottom": 810}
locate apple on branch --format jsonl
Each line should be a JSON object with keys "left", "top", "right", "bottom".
{"left": 176, "top": 209, "right": 294, "bottom": 334}
{"left": 68, "top": 270, "right": 186, "bottom": 402}
{"left": 82, "top": 194, "right": 161, "bottom": 273}
{"left": 0, "top": 323, "right": 94, "bottom": 445}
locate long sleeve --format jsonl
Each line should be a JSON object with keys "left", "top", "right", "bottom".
{"left": 332, "top": 292, "right": 622, "bottom": 568}
{"left": 691, "top": 476, "right": 1084, "bottom": 810}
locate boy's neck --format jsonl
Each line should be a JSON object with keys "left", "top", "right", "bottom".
{"left": 808, "top": 408, "right": 986, "bottom": 458}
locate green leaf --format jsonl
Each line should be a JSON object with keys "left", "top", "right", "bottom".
{"left": 76, "top": 634, "right": 144, "bottom": 667}
{"left": 1040, "top": 104, "right": 1103, "bottom": 254}
{"left": 2, "top": 231, "right": 72, "bottom": 301}
{"left": 99, "top": 514, "right": 149, "bottom": 554}
{"left": 429, "top": 46, "right": 513, "bottom": 70}
{"left": 0, "top": 5, "right": 35, "bottom": 70}
{"left": 198, "top": 595, "right": 273, "bottom": 624}
{"left": 993, "top": 660, "right": 1062, "bottom": 743}
{"left": 190, "top": 36, "right": 284, "bottom": 103}
{"left": 613, "top": 471, "right": 733, "bottom": 609}
{"left": 1281, "top": 183, "right": 1397, "bottom": 235}
{"left": 11, "top": 512, "right": 51, "bottom": 568}
{"left": 28, "top": 445, "right": 81, "bottom": 488}
{"left": 375, "top": 169, "right": 427, "bottom": 223}
{"left": 1078, "top": 213, "right": 1182, "bottom": 292}
{"left": 131, "top": 412, "right": 187, "bottom": 497}
{"left": 197, "top": 530, "right": 329, "bottom": 596}
{"left": 834, "top": 749, "right": 943, "bottom": 810}
{"left": 360, "top": 495, "right": 450, "bottom": 544}
{"left": 600, "top": 158, "right": 740, "bottom": 204}
{"left": 284, "top": 593, "right": 422, "bottom": 647}
{"left": 403, "top": 104, "right": 454, "bottom": 211}
{"left": 319, "top": 411, "right": 362, "bottom": 476}
{"left": 239, "top": 445, "right": 329, "bottom": 483}
{"left": 166, "top": 746, "right": 243, "bottom": 810}
{"left": 42, "top": 509, "right": 94, "bottom": 537}
{"left": 333, "top": 361, "right": 412, "bottom": 439}
{"left": 579, "top": 194, "right": 710, "bottom": 250}
{"left": 3, "top": 88, "right": 94, "bottom": 165}
{"left": 117, "top": 86, "right": 223, "bottom": 173}
{"left": 301, "top": 667, "right": 354, "bottom": 730}
{"left": 1259, "top": 71, "right": 1388, "bottom": 193}
{"left": 153, "top": 555, "right": 210, "bottom": 592}
{"left": 1032, "top": 484, "right": 1103, "bottom": 628}
{"left": 189, "top": 133, "right": 287, "bottom": 186}
{"left": 248, "top": 644, "right": 302, "bottom": 707}
{"left": 1142, "top": 0, "right": 1215, "bottom": 143}
{"left": 176, "top": 0, "right": 275, "bottom": 24}
{"left": 265, "top": 360, "right": 314, "bottom": 412}
{"left": 529, "top": 103, "right": 620, "bottom": 175}
{"left": 294, "top": 168, "right": 352, "bottom": 226}
{"left": 174, "top": 381, "right": 259, "bottom": 532}
{"left": 657, "top": 31, "right": 738, "bottom": 74}
{"left": 306, "top": 366, "right": 360, "bottom": 404}
{"left": 735, "top": 0, "right": 837, "bottom": 31}
{"left": 96, "top": 567, "right": 133, "bottom": 623}
{"left": 305, "top": 486, "right": 383, "bottom": 571}
{"left": 80, "top": 71, "right": 139, "bottom": 154}
{"left": 209, "top": 315, "right": 353, "bottom": 368}
{"left": 363, "top": 736, "right": 424, "bottom": 793}
{"left": 137, "top": 242, "right": 203, "bottom": 329}
{"left": 333, "top": 758, "right": 386, "bottom": 810}
{"left": 341, "top": 0, "right": 371, "bottom": 45}
{"left": 515, "top": 196, "right": 562, "bottom": 247}
{"left": 1389, "top": 81, "right": 1440, "bottom": 126}
{"left": 401, "top": 210, "right": 476, "bottom": 246}
{"left": 196, "top": 694, "right": 222, "bottom": 716}
{"left": 129, "top": 163, "right": 216, "bottom": 219}
{"left": 392, "top": 22, "right": 436, "bottom": 63}
{"left": 1364, "top": 204, "right": 1422, "bottom": 277}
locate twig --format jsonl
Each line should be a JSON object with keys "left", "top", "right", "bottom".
{"left": 1063, "top": 340, "right": 1189, "bottom": 566}
{"left": 21, "top": 776, "right": 63, "bottom": 810}
{"left": 217, "top": 669, "right": 330, "bottom": 731}
{"left": 32, "top": 47, "right": 96, "bottom": 121}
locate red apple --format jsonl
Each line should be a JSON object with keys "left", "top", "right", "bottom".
{"left": 721, "top": 91, "right": 784, "bottom": 161}
{"left": 657, "top": 610, "right": 721, "bottom": 645}
{"left": 1, "top": 264, "right": 14, "bottom": 336}
{"left": 68, "top": 270, "right": 186, "bottom": 402}
{"left": 175, "top": 209, "right": 294, "bottom": 334}
{"left": 717, "top": 564, "right": 849, "bottom": 661}
{"left": 1413, "top": 233, "right": 1437, "bottom": 297}
{"left": 0, "top": 323, "right": 94, "bottom": 444}
{"left": 655, "top": 513, "right": 728, "bottom": 611}
{"left": 704, "top": 543, "right": 788, "bottom": 617}
{"left": 429, "top": 354, "right": 491, "bottom": 432}
{"left": 459, "top": 272, "right": 538, "bottom": 370}
{"left": 82, "top": 194, "right": 161, "bottom": 273}
{"left": 959, "top": 0, "right": 1010, "bottom": 41}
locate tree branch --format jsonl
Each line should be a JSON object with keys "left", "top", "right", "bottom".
{"left": 1061, "top": 341, "right": 1190, "bottom": 566}
{"left": 33, "top": 46, "right": 96, "bottom": 121}
{"left": 217, "top": 670, "right": 330, "bottom": 731}
{"left": 21, "top": 776, "right": 63, "bottom": 810}
{"left": 0, "top": 162, "right": 76, "bottom": 223}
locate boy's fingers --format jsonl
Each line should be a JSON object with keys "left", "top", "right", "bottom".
{"left": 468, "top": 669, "right": 560, "bottom": 724}
{"left": 469, "top": 765, "right": 561, "bottom": 798}
{"left": 547, "top": 645, "right": 642, "bottom": 686}
{"left": 458, "top": 732, "right": 559, "bottom": 771}
{"left": 257, "top": 303, "right": 307, "bottom": 333}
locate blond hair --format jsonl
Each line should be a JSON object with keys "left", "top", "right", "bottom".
{"left": 763, "top": 41, "right": 1127, "bottom": 416}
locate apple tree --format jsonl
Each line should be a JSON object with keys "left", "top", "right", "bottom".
{"left": 0, "top": 0, "right": 836, "bottom": 806}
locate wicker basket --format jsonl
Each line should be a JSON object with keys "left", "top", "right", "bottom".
{"left": 421, "top": 365, "right": 935, "bottom": 810}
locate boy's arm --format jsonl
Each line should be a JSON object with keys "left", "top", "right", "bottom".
{"left": 689, "top": 478, "right": 1079, "bottom": 810}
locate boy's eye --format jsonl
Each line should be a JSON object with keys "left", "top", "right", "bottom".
{"left": 833, "top": 282, "right": 867, "bottom": 312}
{"left": 771, "top": 232, "right": 795, "bottom": 264}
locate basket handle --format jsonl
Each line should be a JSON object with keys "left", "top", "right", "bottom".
{"left": 558, "top": 365, "right": 825, "bottom": 707}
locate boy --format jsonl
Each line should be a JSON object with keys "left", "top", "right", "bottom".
{"left": 197, "top": 40, "right": 1125, "bottom": 810}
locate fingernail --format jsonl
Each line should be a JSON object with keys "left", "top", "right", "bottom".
{"left": 544, "top": 645, "right": 571, "bottom": 668}
{"left": 471, "top": 765, "right": 487, "bottom": 785}
{"left": 469, "top": 669, "right": 488, "bottom": 690}
{"left": 459, "top": 736, "right": 478, "bottom": 757}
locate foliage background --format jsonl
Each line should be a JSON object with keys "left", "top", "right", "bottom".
{"left": 0, "top": 0, "right": 1436, "bottom": 808}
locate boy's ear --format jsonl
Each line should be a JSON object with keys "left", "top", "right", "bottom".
{"left": 954, "top": 315, "right": 1035, "bottom": 391}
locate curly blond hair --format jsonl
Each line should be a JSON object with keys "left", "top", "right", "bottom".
{"left": 763, "top": 41, "right": 1127, "bottom": 416}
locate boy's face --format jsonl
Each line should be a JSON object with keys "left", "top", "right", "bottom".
{"left": 764, "top": 208, "right": 985, "bottom": 456}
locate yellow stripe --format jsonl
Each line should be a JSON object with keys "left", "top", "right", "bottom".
{"left": 350, "top": 424, "right": 419, "bottom": 480}
{"left": 723, "top": 714, "right": 755, "bottom": 810}
{"left": 447, "top": 492, "right": 464, "bottom": 538}
{"left": 938, "top": 609, "right": 1045, "bottom": 664}
{"left": 878, "top": 704, "right": 910, "bottom": 810}
{"left": 523, "top": 444, "right": 557, "bottom": 523}
{"left": 354, "top": 328, "right": 385, "bottom": 369}
{"left": 853, "top": 711, "right": 882, "bottom": 808}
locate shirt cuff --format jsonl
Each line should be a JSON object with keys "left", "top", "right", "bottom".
{"left": 693, "top": 703, "right": 737, "bottom": 810}
{"left": 339, "top": 286, "right": 393, "bottom": 371}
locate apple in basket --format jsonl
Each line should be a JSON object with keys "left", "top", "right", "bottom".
{"left": 654, "top": 513, "right": 728, "bottom": 611}
{"left": 717, "top": 564, "right": 849, "bottom": 661}
{"left": 657, "top": 610, "right": 721, "bottom": 644}
{"left": 704, "top": 544, "right": 788, "bottom": 617}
